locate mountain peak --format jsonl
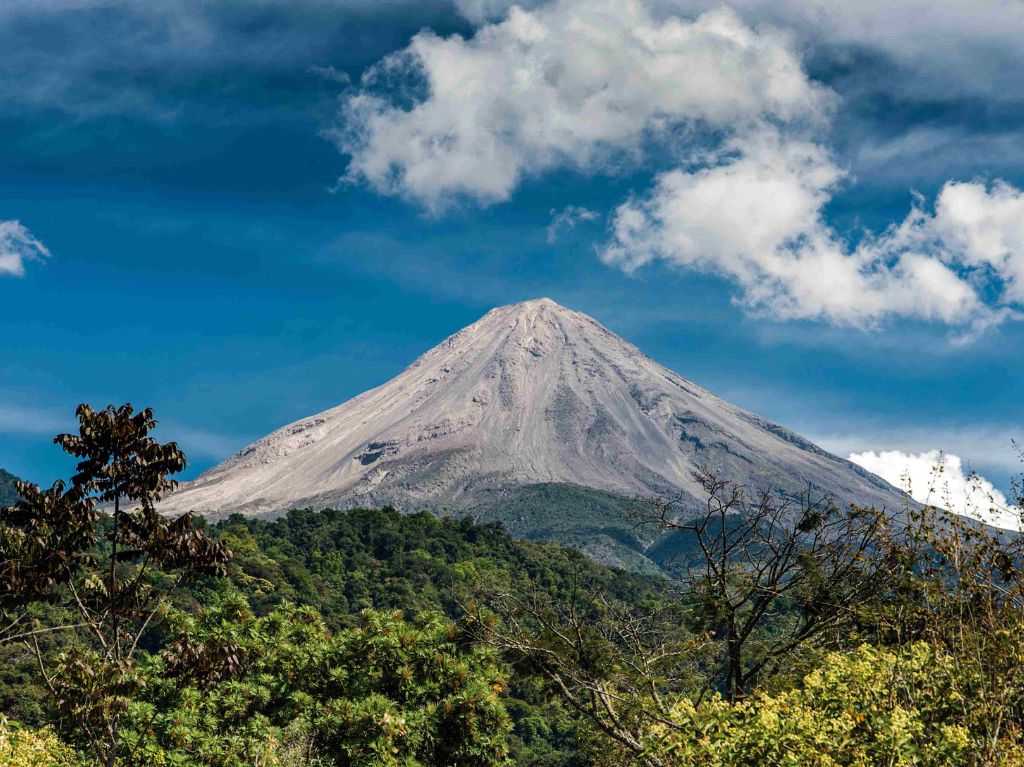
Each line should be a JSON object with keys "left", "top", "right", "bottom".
{"left": 486, "top": 297, "right": 578, "bottom": 321}
{"left": 427, "top": 297, "right": 613, "bottom": 366}
{"left": 511, "top": 297, "right": 560, "bottom": 308}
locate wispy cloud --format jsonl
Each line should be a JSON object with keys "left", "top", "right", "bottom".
{"left": 0, "top": 401, "right": 246, "bottom": 463}
{"left": 158, "top": 421, "right": 250, "bottom": 461}
{"left": 852, "top": 127, "right": 1024, "bottom": 184}
{"left": 546, "top": 206, "right": 599, "bottom": 244}
{"left": 0, "top": 221, "right": 49, "bottom": 277}
{"left": 309, "top": 64, "right": 351, "bottom": 86}
{"left": 0, "top": 403, "right": 70, "bottom": 435}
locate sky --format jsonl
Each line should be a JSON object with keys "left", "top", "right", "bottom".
{"left": 0, "top": 0, "right": 1021, "bottom": 516}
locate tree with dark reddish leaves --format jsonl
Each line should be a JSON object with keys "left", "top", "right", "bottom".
{"left": 0, "top": 480, "right": 97, "bottom": 640}
{"left": 0, "top": 403, "right": 231, "bottom": 767}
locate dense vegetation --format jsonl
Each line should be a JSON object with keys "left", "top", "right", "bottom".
{"left": 2, "top": 403, "right": 1024, "bottom": 765}
{"left": 465, "top": 483, "right": 663, "bottom": 575}
{"left": 216, "top": 505, "right": 667, "bottom": 622}
{"left": 2, "top": 505, "right": 669, "bottom": 764}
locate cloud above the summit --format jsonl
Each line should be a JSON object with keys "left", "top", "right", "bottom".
{"left": 336, "top": 2, "right": 830, "bottom": 210}
{"left": 601, "top": 134, "right": 1024, "bottom": 330}
{"left": 338, "top": 0, "right": 1024, "bottom": 335}
{"left": 454, "top": 0, "right": 1024, "bottom": 103}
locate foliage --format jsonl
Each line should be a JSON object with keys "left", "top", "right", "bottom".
{"left": 214, "top": 507, "right": 669, "bottom": 766}
{"left": 462, "top": 565, "right": 701, "bottom": 767}
{"left": 215, "top": 507, "right": 667, "bottom": 628}
{"left": 0, "top": 403, "right": 232, "bottom": 767}
{"left": 0, "top": 479, "right": 97, "bottom": 629}
{"left": 117, "top": 598, "right": 512, "bottom": 767}
{"left": 0, "top": 715, "right": 82, "bottom": 767}
{"left": 3, "top": 502, "right": 662, "bottom": 766}
{"left": 858, "top": 501, "right": 1024, "bottom": 764}
{"left": 641, "top": 643, "right": 976, "bottom": 767}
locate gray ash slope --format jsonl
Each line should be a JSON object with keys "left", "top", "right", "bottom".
{"left": 160, "top": 299, "right": 907, "bottom": 565}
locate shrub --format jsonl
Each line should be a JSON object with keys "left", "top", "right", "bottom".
{"left": 0, "top": 715, "right": 81, "bottom": 767}
{"left": 644, "top": 643, "right": 984, "bottom": 766}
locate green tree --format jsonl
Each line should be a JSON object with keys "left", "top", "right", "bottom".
{"left": 120, "top": 597, "right": 513, "bottom": 767}
{"left": 640, "top": 468, "right": 891, "bottom": 701}
{"left": 637, "top": 643, "right": 974, "bottom": 767}
{"left": 0, "top": 404, "right": 231, "bottom": 767}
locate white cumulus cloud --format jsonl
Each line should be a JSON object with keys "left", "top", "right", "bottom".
{"left": 452, "top": 0, "right": 1024, "bottom": 103}
{"left": 929, "top": 181, "right": 1024, "bottom": 306}
{"left": 336, "top": 1, "right": 830, "bottom": 211}
{"left": 850, "top": 449, "right": 1019, "bottom": 530}
{"left": 601, "top": 130, "right": 1024, "bottom": 331}
{"left": 0, "top": 220, "right": 50, "bottom": 277}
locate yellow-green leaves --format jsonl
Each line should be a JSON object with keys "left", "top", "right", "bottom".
{"left": 642, "top": 644, "right": 981, "bottom": 766}
{"left": 0, "top": 716, "right": 81, "bottom": 767}
{"left": 120, "top": 602, "right": 513, "bottom": 767}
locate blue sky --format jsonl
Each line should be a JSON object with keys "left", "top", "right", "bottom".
{"left": 0, "top": 0, "right": 1021, "bottom": 507}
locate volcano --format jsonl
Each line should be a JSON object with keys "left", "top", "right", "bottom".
{"left": 160, "top": 298, "right": 907, "bottom": 568}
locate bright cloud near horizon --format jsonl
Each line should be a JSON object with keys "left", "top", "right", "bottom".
{"left": 850, "top": 449, "right": 1020, "bottom": 530}
{"left": 0, "top": 0, "right": 1019, "bottom": 509}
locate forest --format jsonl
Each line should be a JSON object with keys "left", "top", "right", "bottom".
{"left": 2, "top": 404, "right": 1023, "bottom": 766}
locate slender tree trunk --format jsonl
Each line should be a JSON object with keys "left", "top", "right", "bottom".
{"left": 111, "top": 492, "right": 120, "bottom": 661}
{"left": 108, "top": 492, "right": 121, "bottom": 767}
{"left": 726, "top": 619, "right": 741, "bottom": 701}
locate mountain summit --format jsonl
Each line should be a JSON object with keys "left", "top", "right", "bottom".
{"left": 160, "top": 299, "right": 905, "bottom": 537}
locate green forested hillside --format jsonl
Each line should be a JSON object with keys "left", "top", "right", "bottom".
{"left": 216, "top": 506, "right": 667, "bottom": 625}
{"left": 0, "top": 468, "right": 20, "bottom": 507}
{"left": 7, "top": 494, "right": 1024, "bottom": 765}
{"left": 466, "top": 483, "right": 666, "bottom": 575}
